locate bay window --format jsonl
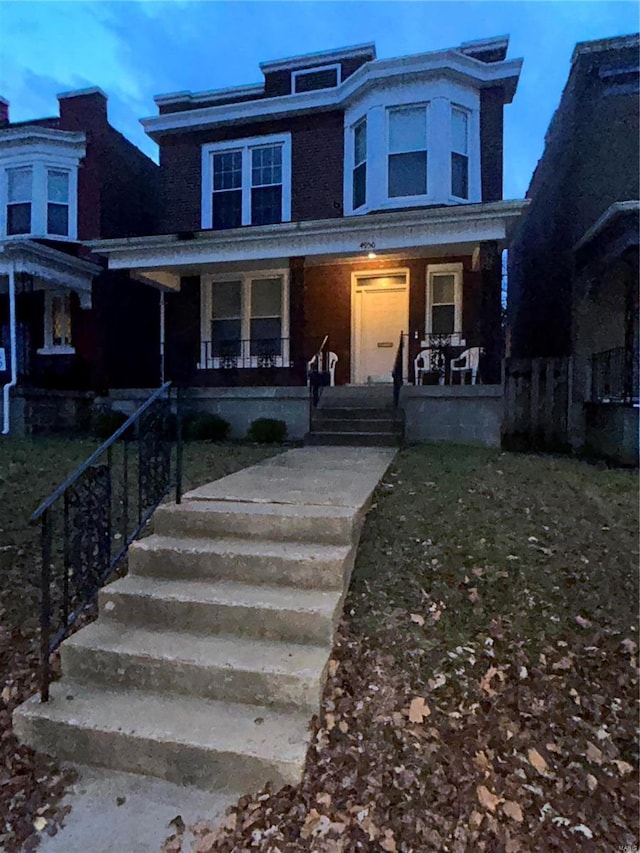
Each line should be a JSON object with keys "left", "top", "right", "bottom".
{"left": 202, "top": 134, "right": 291, "bottom": 230}
{"left": 352, "top": 118, "right": 367, "bottom": 210}
{"left": 201, "top": 270, "right": 289, "bottom": 368}
{"left": 451, "top": 107, "right": 469, "bottom": 199}
{"left": 388, "top": 105, "right": 428, "bottom": 198}
{"left": 7, "top": 167, "right": 32, "bottom": 235}
{"left": 47, "top": 169, "right": 70, "bottom": 235}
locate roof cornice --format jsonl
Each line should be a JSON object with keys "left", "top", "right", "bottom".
{"left": 573, "top": 200, "right": 640, "bottom": 252}
{"left": 0, "top": 126, "right": 86, "bottom": 148}
{"left": 259, "top": 42, "right": 376, "bottom": 73}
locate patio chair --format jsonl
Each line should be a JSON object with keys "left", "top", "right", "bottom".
{"left": 449, "top": 347, "right": 483, "bottom": 385}
{"left": 307, "top": 351, "right": 338, "bottom": 387}
{"left": 414, "top": 349, "right": 434, "bottom": 385}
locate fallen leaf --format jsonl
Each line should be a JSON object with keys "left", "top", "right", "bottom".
{"left": 338, "top": 720, "right": 349, "bottom": 733}
{"left": 380, "top": 829, "right": 397, "bottom": 851}
{"left": 587, "top": 774, "right": 598, "bottom": 792}
{"left": 316, "top": 792, "right": 332, "bottom": 806}
{"left": 407, "top": 697, "right": 431, "bottom": 723}
{"left": 586, "top": 742, "right": 603, "bottom": 765}
{"left": 33, "top": 816, "right": 47, "bottom": 832}
{"left": 527, "top": 748, "right": 549, "bottom": 775}
{"left": 328, "top": 659, "right": 339, "bottom": 677}
{"left": 613, "top": 760, "right": 633, "bottom": 776}
{"left": 325, "top": 712, "right": 335, "bottom": 731}
{"left": 410, "top": 613, "right": 425, "bottom": 626}
{"left": 502, "top": 801, "right": 524, "bottom": 823}
{"left": 621, "top": 638, "right": 638, "bottom": 655}
{"left": 476, "top": 785, "right": 502, "bottom": 812}
{"left": 575, "top": 615, "right": 592, "bottom": 628}
{"left": 469, "top": 810, "right": 483, "bottom": 828}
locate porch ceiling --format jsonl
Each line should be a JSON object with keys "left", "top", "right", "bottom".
{"left": 88, "top": 200, "right": 527, "bottom": 284}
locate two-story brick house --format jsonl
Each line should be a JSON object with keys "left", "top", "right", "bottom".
{"left": 0, "top": 88, "right": 160, "bottom": 433}
{"left": 90, "top": 36, "right": 525, "bottom": 400}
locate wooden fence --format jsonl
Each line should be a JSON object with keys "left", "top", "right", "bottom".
{"left": 502, "top": 357, "right": 572, "bottom": 451}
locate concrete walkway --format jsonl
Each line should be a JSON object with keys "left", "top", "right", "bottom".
{"left": 19, "top": 446, "right": 396, "bottom": 852}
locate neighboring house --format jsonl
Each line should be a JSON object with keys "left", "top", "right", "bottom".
{"left": 508, "top": 34, "right": 639, "bottom": 463}
{"left": 0, "top": 88, "right": 161, "bottom": 433}
{"left": 90, "top": 37, "right": 525, "bottom": 395}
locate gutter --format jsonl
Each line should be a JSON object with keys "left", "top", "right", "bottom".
{"left": 2, "top": 261, "right": 17, "bottom": 435}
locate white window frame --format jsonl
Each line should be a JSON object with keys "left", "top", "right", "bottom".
{"left": 201, "top": 133, "right": 292, "bottom": 230}
{"left": 292, "top": 63, "right": 341, "bottom": 93}
{"left": 425, "top": 262, "right": 464, "bottom": 344}
{"left": 0, "top": 160, "right": 78, "bottom": 240}
{"left": 450, "top": 105, "right": 470, "bottom": 201}
{"left": 352, "top": 116, "right": 367, "bottom": 210}
{"left": 38, "top": 291, "right": 75, "bottom": 355}
{"left": 199, "top": 269, "right": 290, "bottom": 369}
{"left": 386, "top": 103, "right": 429, "bottom": 202}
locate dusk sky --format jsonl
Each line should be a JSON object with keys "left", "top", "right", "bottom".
{"left": 1, "top": 1, "right": 637, "bottom": 198}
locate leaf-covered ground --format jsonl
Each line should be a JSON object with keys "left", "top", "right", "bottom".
{"left": 0, "top": 437, "right": 279, "bottom": 852}
{"left": 174, "top": 445, "right": 639, "bottom": 853}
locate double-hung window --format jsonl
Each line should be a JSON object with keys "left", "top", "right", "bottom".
{"left": 203, "top": 134, "right": 291, "bottom": 230}
{"left": 7, "top": 167, "right": 32, "bottom": 235}
{"left": 426, "top": 263, "right": 463, "bottom": 342}
{"left": 201, "top": 271, "right": 289, "bottom": 368}
{"left": 352, "top": 118, "right": 367, "bottom": 210}
{"left": 39, "top": 292, "right": 74, "bottom": 354}
{"left": 47, "top": 169, "right": 70, "bottom": 236}
{"left": 451, "top": 107, "right": 469, "bottom": 199}
{"left": 388, "top": 105, "right": 428, "bottom": 198}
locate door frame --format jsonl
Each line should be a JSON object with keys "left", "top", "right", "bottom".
{"left": 350, "top": 267, "right": 410, "bottom": 384}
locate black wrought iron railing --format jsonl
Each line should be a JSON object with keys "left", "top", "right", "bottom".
{"left": 308, "top": 335, "right": 330, "bottom": 410}
{"left": 31, "top": 382, "right": 183, "bottom": 701}
{"left": 392, "top": 331, "right": 405, "bottom": 407}
{"left": 199, "top": 338, "right": 291, "bottom": 370}
{"left": 591, "top": 347, "right": 638, "bottom": 403}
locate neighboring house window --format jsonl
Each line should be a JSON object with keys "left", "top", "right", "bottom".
{"left": 200, "top": 270, "right": 289, "bottom": 368}
{"left": 388, "top": 105, "right": 428, "bottom": 198}
{"left": 352, "top": 118, "right": 367, "bottom": 210}
{"left": 426, "top": 263, "right": 463, "bottom": 340}
{"left": 451, "top": 107, "right": 469, "bottom": 199}
{"left": 202, "top": 134, "right": 292, "bottom": 230}
{"left": 292, "top": 64, "right": 340, "bottom": 93}
{"left": 39, "top": 291, "right": 74, "bottom": 354}
{"left": 7, "top": 167, "right": 32, "bottom": 235}
{"left": 47, "top": 169, "right": 70, "bottom": 236}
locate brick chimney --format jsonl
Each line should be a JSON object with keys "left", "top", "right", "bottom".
{"left": 0, "top": 97, "right": 9, "bottom": 127}
{"left": 57, "top": 87, "right": 108, "bottom": 130}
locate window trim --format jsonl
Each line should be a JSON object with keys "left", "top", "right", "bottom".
{"left": 352, "top": 116, "right": 367, "bottom": 210}
{"left": 38, "top": 291, "right": 75, "bottom": 355}
{"left": 201, "top": 134, "right": 292, "bottom": 230}
{"left": 450, "top": 105, "right": 470, "bottom": 201}
{"left": 292, "top": 63, "right": 341, "bottom": 93}
{"left": 199, "top": 268, "right": 290, "bottom": 369}
{"left": 386, "top": 103, "right": 429, "bottom": 201}
{"left": 425, "top": 262, "right": 463, "bottom": 342}
{"left": 1, "top": 160, "right": 78, "bottom": 240}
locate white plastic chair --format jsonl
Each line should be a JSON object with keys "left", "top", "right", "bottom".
{"left": 414, "top": 349, "right": 434, "bottom": 385}
{"left": 450, "top": 347, "right": 483, "bottom": 385}
{"left": 307, "top": 351, "right": 338, "bottom": 387}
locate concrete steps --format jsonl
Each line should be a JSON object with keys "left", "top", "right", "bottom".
{"left": 14, "top": 447, "right": 395, "bottom": 795}
{"left": 307, "top": 387, "right": 404, "bottom": 448}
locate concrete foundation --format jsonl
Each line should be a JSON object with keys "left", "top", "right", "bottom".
{"left": 584, "top": 403, "right": 639, "bottom": 466}
{"left": 400, "top": 384, "right": 502, "bottom": 447}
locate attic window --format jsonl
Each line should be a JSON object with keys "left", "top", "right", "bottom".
{"left": 292, "top": 64, "right": 340, "bottom": 93}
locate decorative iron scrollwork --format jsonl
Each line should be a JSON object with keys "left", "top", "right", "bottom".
{"left": 66, "top": 465, "right": 111, "bottom": 602}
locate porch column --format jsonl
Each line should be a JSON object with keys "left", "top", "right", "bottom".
{"left": 623, "top": 248, "right": 639, "bottom": 402}
{"left": 477, "top": 241, "right": 502, "bottom": 384}
{"left": 289, "top": 257, "right": 306, "bottom": 384}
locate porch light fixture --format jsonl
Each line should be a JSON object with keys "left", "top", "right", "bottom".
{"left": 367, "top": 251, "right": 377, "bottom": 259}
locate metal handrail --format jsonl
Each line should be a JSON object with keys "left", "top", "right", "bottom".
{"left": 392, "top": 331, "right": 405, "bottom": 408}
{"left": 308, "top": 335, "right": 330, "bottom": 409}
{"left": 33, "top": 382, "right": 183, "bottom": 701}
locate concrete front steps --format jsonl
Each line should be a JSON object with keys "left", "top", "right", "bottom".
{"left": 14, "top": 448, "right": 395, "bottom": 794}
{"left": 306, "top": 385, "right": 404, "bottom": 447}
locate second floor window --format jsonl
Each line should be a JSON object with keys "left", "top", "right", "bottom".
{"left": 47, "top": 170, "right": 70, "bottom": 236}
{"left": 203, "top": 134, "right": 292, "bottom": 230}
{"left": 352, "top": 118, "right": 367, "bottom": 210}
{"left": 451, "top": 107, "right": 469, "bottom": 199}
{"left": 388, "top": 105, "right": 428, "bottom": 198}
{"left": 7, "top": 167, "right": 32, "bottom": 235}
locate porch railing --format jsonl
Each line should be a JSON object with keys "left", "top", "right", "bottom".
{"left": 30, "top": 382, "right": 183, "bottom": 701}
{"left": 199, "top": 338, "right": 291, "bottom": 370}
{"left": 591, "top": 347, "right": 638, "bottom": 403}
{"left": 392, "top": 331, "right": 405, "bottom": 407}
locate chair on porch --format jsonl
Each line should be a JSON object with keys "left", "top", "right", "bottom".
{"left": 307, "top": 351, "right": 338, "bottom": 387}
{"left": 414, "top": 349, "right": 435, "bottom": 385}
{"left": 449, "top": 347, "right": 483, "bottom": 385}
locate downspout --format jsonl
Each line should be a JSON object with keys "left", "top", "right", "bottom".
{"left": 159, "top": 289, "right": 165, "bottom": 385}
{"left": 2, "top": 262, "right": 17, "bottom": 435}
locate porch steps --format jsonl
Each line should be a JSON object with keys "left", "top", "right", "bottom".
{"left": 307, "top": 385, "right": 404, "bottom": 447}
{"left": 14, "top": 447, "right": 395, "bottom": 794}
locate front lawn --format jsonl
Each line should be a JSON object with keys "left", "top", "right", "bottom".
{"left": 0, "top": 437, "right": 280, "bottom": 852}
{"left": 194, "top": 446, "right": 639, "bottom": 853}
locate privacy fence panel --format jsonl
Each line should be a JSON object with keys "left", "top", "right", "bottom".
{"left": 502, "top": 357, "right": 571, "bottom": 451}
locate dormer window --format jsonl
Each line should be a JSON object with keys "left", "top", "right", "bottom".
{"left": 7, "top": 167, "right": 32, "bottom": 235}
{"left": 388, "top": 105, "right": 428, "bottom": 198}
{"left": 202, "top": 133, "right": 292, "bottom": 230}
{"left": 292, "top": 64, "right": 341, "bottom": 93}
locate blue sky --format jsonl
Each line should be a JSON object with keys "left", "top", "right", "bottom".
{"left": 1, "top": 1, "right": 637, "bottom": 197}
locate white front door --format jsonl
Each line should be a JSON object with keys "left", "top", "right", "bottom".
{"left": 352, "top": 273, "right": 409, "bottom": 384}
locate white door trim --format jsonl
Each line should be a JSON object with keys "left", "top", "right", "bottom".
{"left": 350, "top": 267, "right": 410, "bottom": 384}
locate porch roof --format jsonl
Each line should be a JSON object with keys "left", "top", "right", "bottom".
{"left": 87, "top": 199, "right": 527, "bottom": 292}
{"left": 0, "top": 239, "right": 101, "bottom": 303}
